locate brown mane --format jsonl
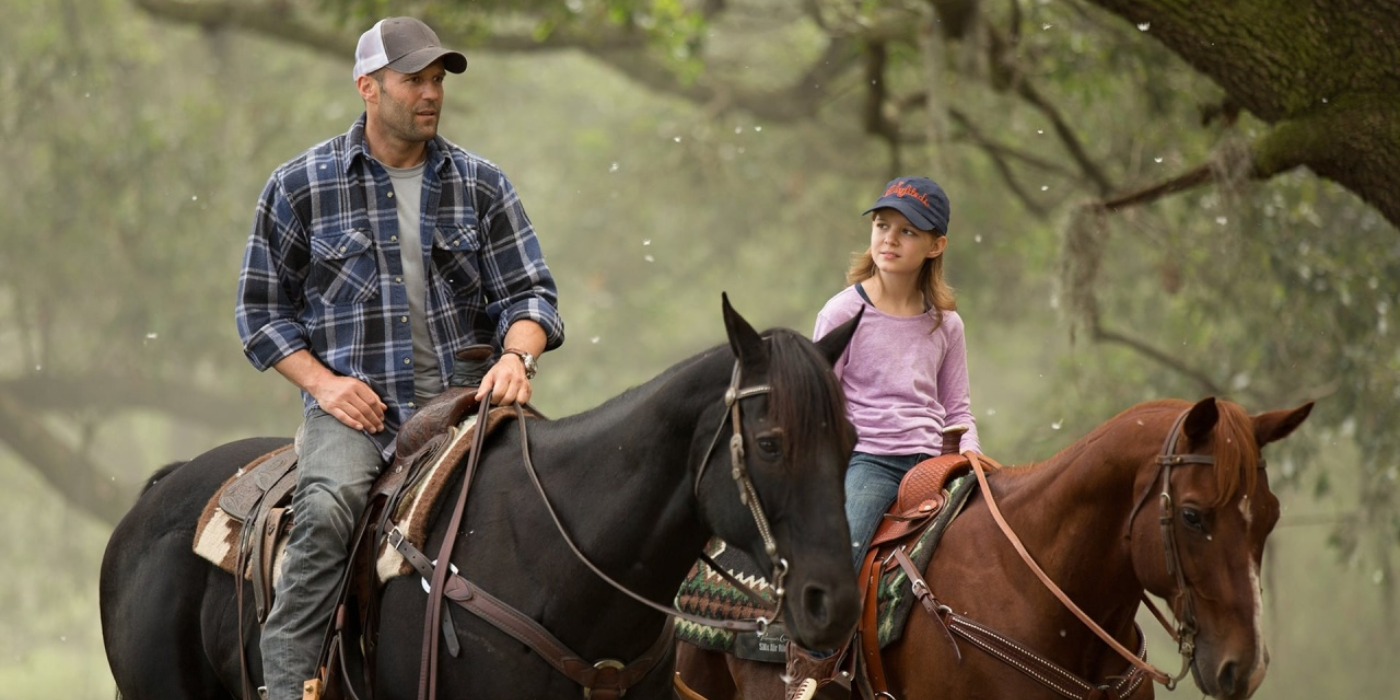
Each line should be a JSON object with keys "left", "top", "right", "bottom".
{"left": 999, "top": 398, "right": 1259, "bottom": 508}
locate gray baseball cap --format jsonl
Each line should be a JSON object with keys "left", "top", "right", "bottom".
{"left": 353, "top": 17, "right": 467, "bottom": 80}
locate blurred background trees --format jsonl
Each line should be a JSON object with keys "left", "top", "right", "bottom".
{"left": 1, "top": 0, "right": 1394, "bottom": 696}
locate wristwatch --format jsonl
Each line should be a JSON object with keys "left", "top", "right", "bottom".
{"left": 502, "top": 348, "right": 538, "bottom": 379}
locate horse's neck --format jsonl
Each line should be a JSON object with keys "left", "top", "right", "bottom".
{"left": 990, "top": 425, "right": 1159, "bottom": 620}
{"left": 517, "top": 360, "right": 725, "bottom": 593}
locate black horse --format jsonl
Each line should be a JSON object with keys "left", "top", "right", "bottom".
{"left": 100, "top": 297, "right": 862, "bottom": 699}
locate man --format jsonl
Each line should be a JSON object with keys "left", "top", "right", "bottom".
{"left": 235, "top": 17, "right": 564, "bottom": 700}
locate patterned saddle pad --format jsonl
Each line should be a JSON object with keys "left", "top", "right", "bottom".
{"left": 674, "top": 474, "right": 976, "bottom": 658}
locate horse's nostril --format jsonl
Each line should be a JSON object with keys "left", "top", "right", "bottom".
{"left": 803, "top": 585, "right": 830, "bottom": 626}
{"left": 1218, "top": 660, "right": 1238, "bottom": 697}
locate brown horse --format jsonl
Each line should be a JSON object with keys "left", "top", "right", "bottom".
{"left": 675, "top": 396, "right": 1313, "bottom": 700}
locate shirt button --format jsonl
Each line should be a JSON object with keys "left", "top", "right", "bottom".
{"left": 390, "top": 235, "right": 398, "bottom": 242}
{"left": 403, "top": 358, "right": 412, "bottom": 365}
{"left": 400, "top": 315, "right": 408, "bottom": 323}
{"left": 339, "top": 246, "right": 347, "bottom": 252}
{"left": 387, "top": 191, "right": 395, "bottom": 198}
{"left": 395, "top": 276, "right": 403, "bottom": 283}
{"left": 407, "top": 402, "right": 416, "bottom": 409}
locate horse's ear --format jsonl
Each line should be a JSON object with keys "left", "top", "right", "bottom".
{"left": 1182, "top": 396, "right": 1219, "bottom": 445}
{"left": 722, "top": 293, "right": 767, "bottom": 365}
{"left": 1253, "top": 401, "right": 1314, "bottom": 449}
{"left": 813, "top": 307, "right": 863, "bottom": 366}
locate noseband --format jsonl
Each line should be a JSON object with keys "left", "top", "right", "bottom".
{"left": 695, "top": 361, "right": 789, "bottom": 621}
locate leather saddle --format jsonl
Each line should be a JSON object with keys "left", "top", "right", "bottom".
{"left": 194, "top": 384, "right": 492, "bottom": 623}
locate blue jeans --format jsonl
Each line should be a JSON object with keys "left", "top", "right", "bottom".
{"left": 261, "top": 408, "right": 383, "bottom": 700}
{"left": 845, "top": 452, "right": 929, "bottom": 570}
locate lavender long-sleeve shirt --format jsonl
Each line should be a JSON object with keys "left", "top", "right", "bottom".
{"left": 814, "top": 284, "right": 981, "bottom": 456}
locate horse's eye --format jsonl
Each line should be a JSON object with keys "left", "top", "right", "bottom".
{"left": 1181, "top": 508, "right": 1206, "bottom": 533}
{"left": 755, "top": 436, "right": 783, "bottom": 459}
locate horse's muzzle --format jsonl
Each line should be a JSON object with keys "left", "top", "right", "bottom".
{"left": 786, "top": 579, "right": 859, "bottom": 650}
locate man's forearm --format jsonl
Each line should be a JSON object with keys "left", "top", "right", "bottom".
{"left": 502, "top": 319, "right": 547, "bottom": 357}
{"left": 272, "top": 349, "right": 336, "bottom": 396}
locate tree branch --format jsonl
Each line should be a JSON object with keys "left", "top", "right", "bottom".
{"left": 948, "top": 108, "right": 1060, "bottom": 216}
{"left": 1089, "top": 321, "right": 1225, "bottom": 396}
{"left": 0, "top": 388, "right": 131, "bottom": 525}
{"left": 0, "top": 375, "right": 272, "bottom": 431}
{"left": 130, "top": 0, "right": 859, "bottom": 125}
{"left": 1102, "top": 163, "right": 1214, "bottom": 212}
{"left": 132, "top": 0, "right": 351, "bottom": 55}
{"left": 984, "top": 22, "right": 1116, "bottom": 195}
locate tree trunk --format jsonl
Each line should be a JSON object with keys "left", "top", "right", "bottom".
{"left": 1088, "top": 0, "right": 1400, "bottom": 225}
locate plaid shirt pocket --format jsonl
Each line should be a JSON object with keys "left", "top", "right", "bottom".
{"left": 308, "top": 228, "right": 380, "bottom": 304}
{"left": 431, "top": 220, "right": 482, "bottom": 298}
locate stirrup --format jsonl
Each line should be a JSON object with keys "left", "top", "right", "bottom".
{"left": 792, "top": 677, "right": 851, "bottom": 700}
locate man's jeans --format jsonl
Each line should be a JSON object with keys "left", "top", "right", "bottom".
{"left": 261, "top": 408, "right": 383, "bottom": 700}
{"left": 844, "top": 452, "right": 929, "bottom": 570}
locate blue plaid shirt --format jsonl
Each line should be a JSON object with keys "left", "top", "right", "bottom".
{"left": 236, "top": 114, "right": 564, "bottom": 458}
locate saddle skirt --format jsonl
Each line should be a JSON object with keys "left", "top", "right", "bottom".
{"left": 191, "top": 399, "right": 525, "bottom": 616}
{"left": 674, "top": 454, "right": 983, "bottom": 657}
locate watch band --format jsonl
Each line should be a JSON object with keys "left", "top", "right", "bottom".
{"left": 502, "top": 348, "right": 537, "bottom": 379}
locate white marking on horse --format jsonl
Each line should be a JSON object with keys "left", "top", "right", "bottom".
{"left": 1246, "top": 559, "right": 1270, "bottom": 692}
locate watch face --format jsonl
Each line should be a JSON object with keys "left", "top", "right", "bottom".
{"left": 507, "top": 349, "right": 536, "bottom": 378}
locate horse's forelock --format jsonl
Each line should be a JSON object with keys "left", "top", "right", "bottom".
{"left": 763, "top": 329, "right": 852, "bottom": 469}
{"left": 1210, "top": 401, "right": 1258, "bottom": 507}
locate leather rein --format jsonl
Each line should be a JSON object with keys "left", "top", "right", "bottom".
{"left": 398, "top": 361, "right": 788, "bottom": 699}
{"left": 898, "top": 409, "right": 1220, "bottom": 698}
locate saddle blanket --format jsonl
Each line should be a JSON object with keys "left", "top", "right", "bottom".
{"left": 674, "top": 474, "right": 976, "bottom": 657}
{"left": 192, "top": 413, "right": 484, "bottom": 588}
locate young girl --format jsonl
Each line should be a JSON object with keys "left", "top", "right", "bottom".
{"left": 814, "top": 175, "right": 982, "bottom": 570}
{"left": 785, "top": 176, "right": 982, "bottom": 700}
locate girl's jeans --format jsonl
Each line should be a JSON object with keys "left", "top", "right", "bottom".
{"left": 844, "top": 452, "right": 929, "bottom": 569}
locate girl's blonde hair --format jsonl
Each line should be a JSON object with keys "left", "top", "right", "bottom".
{"left": 845, "top": 229, "right": 957, "bottom": 330}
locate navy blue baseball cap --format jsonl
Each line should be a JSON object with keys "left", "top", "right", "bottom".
{"left": 862, "top": 176, "right": 951, "bottom": 234}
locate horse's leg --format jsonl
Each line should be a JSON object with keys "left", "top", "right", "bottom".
{"left": 671, "top": 642, "right": 790, "bottom": 700}
{"left": 102, "top": 440, "right": 287, "bottom": 700}
{"left": 728, "top": 656, "right": 786, "bottom": 700}
{"left": 674, "top": 642, "right": 739, "bottom": 700}
{"left": 101, "top": 527, "right": 234, "bottom": 700}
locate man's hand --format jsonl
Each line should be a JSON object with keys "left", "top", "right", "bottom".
{"left": 475, "top": 353, "right": 531, "bottom": 405}
{"left": 273, "top": 350, "right": 386, "bottom": 432}
{"left": 310, "top": 374, "right": 388, "bottom": 432}
{"left": 476, "top": 319, "right": 547, "bottom": 405}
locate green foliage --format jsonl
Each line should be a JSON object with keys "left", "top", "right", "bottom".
{"left": 2, "top": 0, "right": 1397, "bottom": 697}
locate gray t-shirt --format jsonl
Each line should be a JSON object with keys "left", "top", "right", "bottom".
{"left": 380, "top": 161, "right": 441, "bottom": 402}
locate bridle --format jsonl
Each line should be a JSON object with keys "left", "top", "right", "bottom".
{"left": 694, "top": 361, "right": 789, "bottom": 622}
{"left": 1124, "top": 408, "right": 1246, "bottom": 689}
{"left": 947, "top": 407, "right": 1237, "bottom": 695}
{"left": 510, "top": 357, "right": 790, "bottom": 632}
{"left": 400, "top": 360, "right": 799, "bottom": 699}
